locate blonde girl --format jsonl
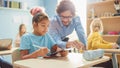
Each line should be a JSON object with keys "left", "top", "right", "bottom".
{"left": 87, "top": 18, "right": 119, "bottom": 50}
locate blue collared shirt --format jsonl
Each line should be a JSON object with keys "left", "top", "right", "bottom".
{"left": 48, "top": 15, "right": 86, "bottom": 49}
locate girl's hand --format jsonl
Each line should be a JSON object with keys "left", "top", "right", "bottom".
{"left": 37, "top": 47, "right": 49, "bottom": 57}
{"left": 51, "top": 45, "right": 68, "bottom": 57}
{"left": 112, "top": 43, "right": 119, "bottom": 49}
{"left": 60, "top": 50, "right": 68, "bottom": 57}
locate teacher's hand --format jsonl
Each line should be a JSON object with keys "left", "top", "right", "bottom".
{"left": 66, "top": 40, "right": 85, "bottom": 50}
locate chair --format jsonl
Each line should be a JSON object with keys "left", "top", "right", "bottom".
{"left": 11, "top": 48, "right": 21, "bottom": 64}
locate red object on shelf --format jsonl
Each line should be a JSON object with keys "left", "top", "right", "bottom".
{"left": 108, "top": 31, "right": 119, "bottom": 35}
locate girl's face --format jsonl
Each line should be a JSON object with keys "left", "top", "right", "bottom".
{"left": 21, "top": 25, "right": 26, "bottom": 33}
{"left": 34, "top": 19, "right": 49, "bottom": 36}
{"left": 59, "top": 10, "right": 73, "bottom": 26}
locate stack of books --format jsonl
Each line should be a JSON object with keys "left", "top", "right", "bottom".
{"left": 3, "top": 0, "right": 22, "bottom": 9}
{"left": 9, "top": 1, "right": 20, "bottom": 9}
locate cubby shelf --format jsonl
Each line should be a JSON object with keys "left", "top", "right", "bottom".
{"left": 0, "top": 7, "right": 29, "bottom": 12}
{"left": 87, "top": 0, "right": 120, "bottom": 42}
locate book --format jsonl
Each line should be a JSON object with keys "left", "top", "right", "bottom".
{"left": 10, "top": 1, "right": 19, "bottom": 9}
{"left": 19, "top": 2, "right": 21, "bottom": 9}
{"left": 0, "top": 0, "right": 3, "bottom": 7}
{"left": 4, "top": 0, "right": 8, "bottom": 7}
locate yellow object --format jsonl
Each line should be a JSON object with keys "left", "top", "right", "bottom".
{"left": 79, "top": 49, "right": 84, "bottom": 53}
{"left": 87, "top": 32, "right": 113, "bottom": 50}
{"left": 79, "top": 47, "right": 85, "bottom": 53}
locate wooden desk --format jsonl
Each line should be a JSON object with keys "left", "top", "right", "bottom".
{"left": 14, "top": 53, "right": 110, "bottom": 68}
{"left": 104, "top": 49, "right": 120, "bottom": 53}
{"left": 104, "top": 49, "right": 120, "bottom": 68}
{"left": 0, "top": 48, "right": 18, "bottom": 55}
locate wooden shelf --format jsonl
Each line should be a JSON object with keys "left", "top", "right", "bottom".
{"left": 88, "top": 0, "right": 113, "bottom": 4}
{"left": 0, "top": 7, "right": 29, "bottom": 12}
{"left": 102, "top": 35, "right": 119, "bottom": 42}
{"left": 87, "top": 0, "right": 117, "bottom": 19}
{"left": 87, "top": 0, "right": 120, "bottom": 42}
{"left": 87, "top": 16, "right": 120, "bottom": 36}
{"left": 87, "top": 0, "right": 120, "bottom": 65}
{"left": 102, "top": 35, "right": 120, "bottom": 37}
{"left": 100, "top": 16, "right": 120, "bottom": 19}
{"left": 87, "top": 16, "right": 120, "bottom": 20}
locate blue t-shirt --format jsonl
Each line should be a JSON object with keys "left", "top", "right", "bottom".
{"left": 20, "top": 33, "right": 56, "bottom": 54}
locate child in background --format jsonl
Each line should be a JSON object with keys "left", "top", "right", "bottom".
{"left": 87, "top": 18, "right": 119, "bottom": 68}
{"left": 20, "top": 12, "right": 68, "bottom": 59}
{"left": 15, "top": 24, "right": 26, "bottom": 47}
{"left": 87, "top": 18, "right": 119, "bottom": 50}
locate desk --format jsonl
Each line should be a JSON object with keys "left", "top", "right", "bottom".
{"left": 0, "top": 48, "right": 18, "bottom": 55}
{"left": 14, "top": 53, "right": 110, "bottom": 68}
{"left": 104, "top": 49, "right": 120, "bottom": 68}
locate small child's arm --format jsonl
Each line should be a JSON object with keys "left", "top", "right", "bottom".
{"left": 20, "top": 47, "right": 49, "bottom": 59}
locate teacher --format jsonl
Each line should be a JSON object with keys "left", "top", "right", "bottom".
{"left": 48, "top": 0, "right": 86, "bottom": 50}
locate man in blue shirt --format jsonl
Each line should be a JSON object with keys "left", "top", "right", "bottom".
{"left": 49, "top": 0, "right": 86, "bottom": 49}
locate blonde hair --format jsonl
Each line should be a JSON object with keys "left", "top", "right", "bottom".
{"left": 90, "top": 18, "right": 103, "bottom": 33}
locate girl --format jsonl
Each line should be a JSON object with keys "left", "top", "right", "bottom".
{"left": 15, "top": 24, "right": 26, "bottom": 47}
{"left": 87, "top": 18, "right": 119, "bottom": 50}
{"left": 20, "top": 12, "right": 68, "bottom": 59}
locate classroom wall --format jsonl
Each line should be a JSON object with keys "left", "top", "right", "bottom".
{"left": 44, "top": 0, "right": 57, "bottom": 18}
{"left": 0, "top": 0, "right": 44, "bottom": 46}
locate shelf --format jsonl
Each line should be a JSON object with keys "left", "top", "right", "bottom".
{"left": 0, "top": 7, "right": 29, "bottom": 12}
{"left": 87, "top": 0, "right": 120, "bottom": 64}
{"left": 102, "top": 35, "right": 119, "bottom": 42}
{"left": 102, "top": 35, "right": 120, "bottom": 37}
{"left": 100, "top": 16, "right": 120, "bottom": 19}
{"left": 88, "top": 0, "right": 114, "bottom": 5}
{"left": 87, "top": 16, "right": 120, "bottom": 35}
{"left": 87, "top": 0, "right": 120, "bottom": 42}
{"left": 87, "top": 16, "right": 120, "bottom": 20}
{"left": 87, "top": 0, "right": 117, "bottom": 19}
